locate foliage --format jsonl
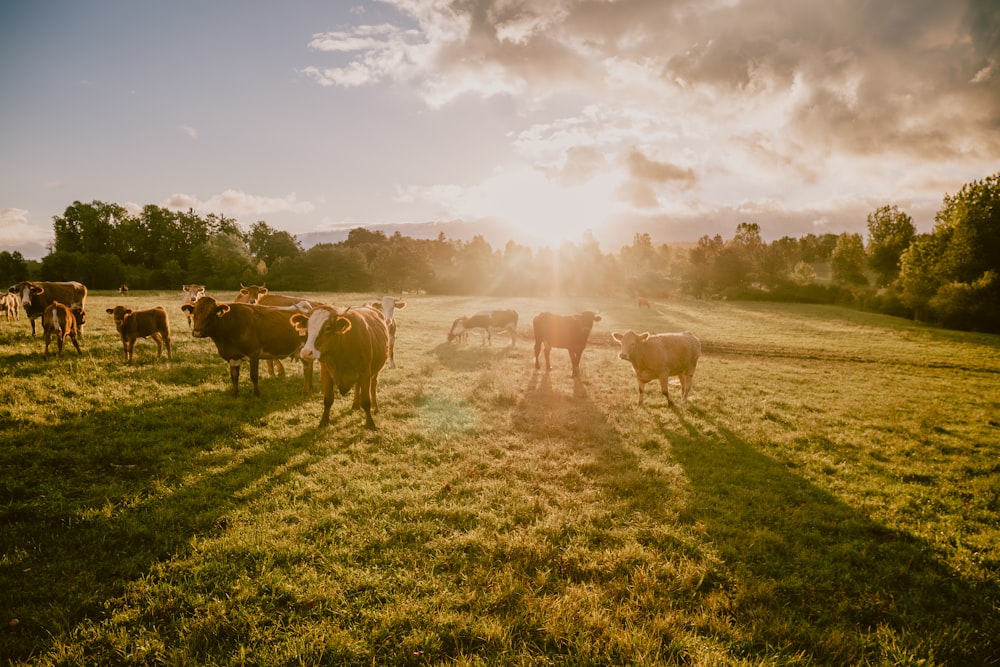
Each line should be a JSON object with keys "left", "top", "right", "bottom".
{"left": 830, "top": 233, "right": 868, "bottom": 286}
{"left": 1, "top": 293, "right": 998, "bottom": 665}
{"left": 866, "top": 204, "right": 916, "bottom": 286}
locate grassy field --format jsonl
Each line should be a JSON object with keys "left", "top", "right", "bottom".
{"left": 1, "top": 291, "right": 998, "bottom": 666}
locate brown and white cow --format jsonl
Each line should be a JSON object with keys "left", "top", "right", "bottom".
{"left": 234, "top": 283, "right": 329, "bottom": 310}
{"left": 367, "top": 296, "right": 406, "bottom": 368}
{"left": 42, "top": 301, "right": 84, "bottom": 359}
{"left": 448, "top": 309, "right": 518, "bottom": 347}
{"left": 532, "top": 310, "right": 602, "bottom": 378}
{"left": 182, "top": 295, "right": 312, "bottom": 397}
{"left": 106, "top": 305, "right": 172, "bottom": 363}
{"left": 292, "top": 305, "right": 390, "bottom": 430}
{"left": 0, "top": 292, "right": 19, "bottom": 321}
{"left": 181, "top": 284, "right": 206, "bottom": 329}
{"left": 612, "top": 330, "right": 701, "bottom": 406}
{"left": 9, "top": 281, "right": 88, "bottom": 336}
{"left": 118, "top": 284, "right": 129, "bottom": 295}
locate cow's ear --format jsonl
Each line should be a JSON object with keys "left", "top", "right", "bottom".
{"left": 612, "top": 332, "right": 623, "bottom": 341}
{"left": 639, "top": 332, "right": 650, "bottom": 341}
{"left": 333, "top": 316, "right": 353, "bottom": 334}
{"left": 594, "top": 314, "right": 602, "bottom": 322}
{"left": 125, "top": 309, "right": 133, "bottom": 316}
{"left": 106, "top": 308, "right": 114, "bottom": 314}
{"left": 290, "top": 313, "right": 309, "bottom": 331}
{"left": 395, "top": 300, "right": 406, "bottom": 310}
{"left": 216, "top": 304, "right": 231, "bottom": 317}
{"left": 259, "top": 287, "right": 268, "bottom": 296}
{"left": 181, "top": 304, "right": 193, "bottom": 314}
{"left": 31, "top": 286, "right": 43, "bottom": 295}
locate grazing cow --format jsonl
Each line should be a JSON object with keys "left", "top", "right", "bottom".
{"left": 42, "top": 301, "right": 84, "bottom": 359}
{"left": 181, "top": 284, "right": 206, "bottom": 329}
{"left": 182, "top": 295, "right": 312, "bottom": 397}
{"left": 118, "top": 284, "right": 129, "bottom": 295}
{"left": 532, "top": 311, "right": 602, "bottom": 378}
{"left": 106, "top": 305, "right": 172, "bottom": 363}
{"left": 9, "top": 280, "right": 88, "bottom": 336}
{"left": 612, "top": 330, "right": 701, "bottom": 406}
{"left": 292, "top": 306, "right": 390, "bottom": 430}
{"left": 448, "top": 309, "right": 518, "bottom": 347}
{"left": 367, "top": 296, "right": 406, "bottom": 368}
{"left": 637, "top": 297, "right": 651, "bottom": 309}
{"left": 0, "top": 292, "right": 19, "bottom": 321}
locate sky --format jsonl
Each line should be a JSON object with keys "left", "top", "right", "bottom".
{"left": 2, "top": 0, "right": 999, "bottom": 260}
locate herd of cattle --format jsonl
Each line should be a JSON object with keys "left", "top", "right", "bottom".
{"left": 4, "top": 280, "right": 702, "bottom": 428}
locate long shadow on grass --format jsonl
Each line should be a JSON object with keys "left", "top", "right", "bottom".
{"left": 429, "top": 341, "right": 518, "bottom": 372}
{"left": 665, "top": 407, "right": 1000, "bottom": 665}
{"left": 0, "top": 377, "right": 336, "bottom": 663}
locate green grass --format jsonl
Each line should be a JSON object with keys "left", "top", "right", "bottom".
{"left": 1, "top": 292, "right": 998, "bottom": 666}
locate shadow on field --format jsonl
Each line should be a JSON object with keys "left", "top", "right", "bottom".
{"left": 0, "top": 379, "right": 331, "bottom": 663}
{"left": 664, "top": 407, "right": 1000, "bottom": 664}
{"left": 429, "top": 341, "right": 518, "bottom": 371}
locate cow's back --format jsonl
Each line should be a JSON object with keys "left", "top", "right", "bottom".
{"left": 646, "top": 332, "right": 701, "bottom": 373}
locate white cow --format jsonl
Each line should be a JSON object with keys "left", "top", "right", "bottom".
{"left": 612, "top": 330, "right": 701, "bottom": 406}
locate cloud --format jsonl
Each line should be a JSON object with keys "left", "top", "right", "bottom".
{"left": 0, "top": 208, "right": 51, "bottom": 245}
{"left": 162, "top": 190, "right": 315, "bottom": 217}
{"left": 178, "top": 124, "right": 199, "bottom": 139}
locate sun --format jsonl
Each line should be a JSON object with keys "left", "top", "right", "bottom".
{"left": 454, "top": 166, "right": 620, "bottom": 247}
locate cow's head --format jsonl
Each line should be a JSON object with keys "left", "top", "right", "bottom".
{"left": 371, "top": 296, "right": 406, "bottom": 324}
{"left": 612, "top": 330, "right": 648, "bottom": 361}
{"left": 71, "top": 307, "right": 87, "bottom": 330}
{"left": 106, "top": 305, "right": 132, "bottom": 332}
{"left": 295, "top": 307, "right": 353, "bottom": 360}
{"left": 11, "top": 281, "right": 43, "bottom": 307}
{"left": 182, "top": 296, "right": 229, "bottom": 337}
{"left": 236, "top": 283, "right": 267, "bottom": 304}
{"left": 181, "top": 284, "right": 206, "bottom": 304}
{"left": 447, "top": 316, "right": 466, "bottom": 342}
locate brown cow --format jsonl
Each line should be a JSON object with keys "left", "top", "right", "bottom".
{"left": 532, "top": 310, "right": 602, "bottom": 377}
{"left": 612, "top": 330, "right": 701, "bottom": 406}
{"left": 292, "top": 305, "right": 389, "bottom": 429}
{"left": 448, "top": 309, "right": 518, "bottom": 347}
{"left": 182, "top": 296, "right": 312, "bottom": 397}
{"left": 42, "top": 301, "right": 84, "bottom": 359}
{"left": 367, "top": 296, "right": 406, "bottom": 368}
{"left": 106, "top": 305, "right": 172, "bottom": 363}
{"left": 637, "top": 297, "right": 651, "bottom": 309}
{"left": 181, "top": 284, "right": 206, "bottom": 329}
{"left": 234, "top": 284, "right": 328, "bottom": 381}
{"left": 9, "top": 281, "right": 88, "bottom": 336}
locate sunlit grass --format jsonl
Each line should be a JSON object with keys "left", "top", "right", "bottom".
{"left": 1, "top": 291, "right": 998, "bottom": 665}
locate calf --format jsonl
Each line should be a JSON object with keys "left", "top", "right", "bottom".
{"left": 612, "top": 330, "right": 701, "bottom": 406}
{"left": 106, "top": 305, "right": 172, "bottom": 363}
{"left": 42, "top": 301, "right": 84, "bottom": 359}
{"left": 182, "top": 296, "right": 311, "bottom": 397}
{"left": 9, "top": 280, "right": 88, "bottom": 336}
{"left": 367, "top": 296, "right": 406, "bottom": 368}
{"left": 292, "top": 306, "right": 390, "bottom": 430}
{"left": 181, "top": 284, "right": 206, "bottom": 329}
{"left": 448, "top": 309, "right": 518, "bottom": 347}
{"left": 532, "top": 311, "right": 602, "bottom": 377}
{"left": 0, "top": 292, "right": 19, "bottom": 321}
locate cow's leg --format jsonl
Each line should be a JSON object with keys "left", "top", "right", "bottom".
{"left": 659, "top": 373, "right": 675, "bottom": 406}
{"left": 680, "top": 370, "right": 693, "bottom": 400}
{"left": 637, "top": 378, "right": 646, "bottom": 405}
{"left": 359, "top": 374, "right": 377, "bottom": 430}
{"left": 56, "top": 334, "right": 65, "bottom": 358}
{"left": 569, "top": 349, "right": 581, "bottom": 377}
{"left": 164, "top": 334, "right": 172, "bottom": 360}
{"left": 152, "top": 333, "right": 163, "bottom": 359}
{"left": 228, "top": 360, "right": 242, "bottom": 397}
{"left": 301, "top": 359, "right": 314, "bottom": 394}
{"left": 69, "top": 332, "right": 81, "bottom": 356}
{"left": 543, "top": 343, "right": 553, "bottom": 371}
{"left": 319, "top": 364, "right": 335, "bottom": 427}
{"left": 127, "top": 338, "right": 136, "bottom": 363}
{"left": 370, "top": 374, "right": 379, "bottom": 414}
{"left": 249, "top": 358, "right": 262, "bottom": 396}
{"left": 533, "top": 339, "right": 542, "bottom": 369}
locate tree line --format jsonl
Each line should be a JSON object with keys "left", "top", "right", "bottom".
{"left": 2, "top": 171, "right": 998, "bottom": 332}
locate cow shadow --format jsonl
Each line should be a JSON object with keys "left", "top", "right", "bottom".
{"left": 428, "top": 341, "right": 519, "bottom": 372}
{"left": 0, "top": 384, "right": 333, "bottom": 662}
{"left": 661, "top": 406, "right": 1000, "bottom": 664}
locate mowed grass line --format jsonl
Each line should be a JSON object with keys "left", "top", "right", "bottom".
{"left": 1, "top": 292, "right": 998, "bottom": 665}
